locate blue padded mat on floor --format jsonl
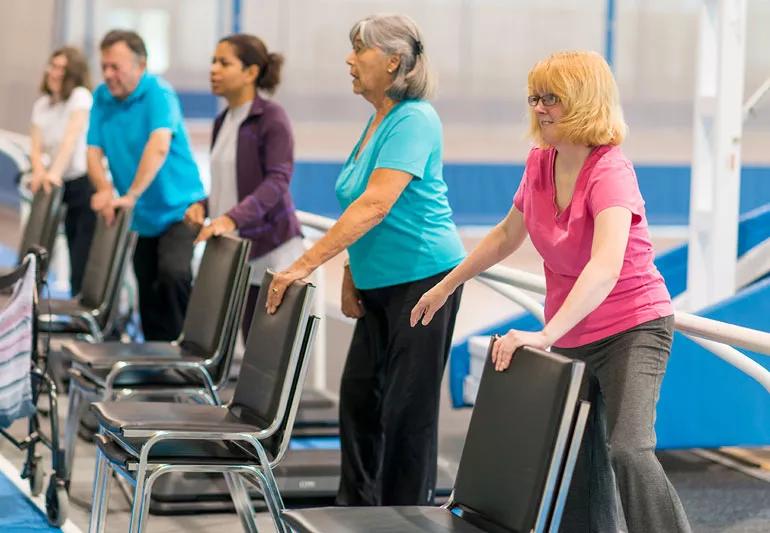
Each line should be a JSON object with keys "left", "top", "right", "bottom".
{"left": 0, "top": 243, "right": 16, "bottom": 268}
{"left": 289, "top": 436, "right": 340, "bottom": 451}
{"left": 0, "top": 470, "right": 61, "bottom": 532}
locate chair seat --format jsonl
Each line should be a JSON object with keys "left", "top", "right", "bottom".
{"left": 92, "top": 401, "right": 260, "bottom": 435}
{"left": 70, "top": 365, "right": 198, "bottom": 392}
{"left": 38, "top": 298, "right": 97, "bottom": 333}
{"left": 44, "top": 298, "right": 95, "bottom": 316}
{"left": 282, "top": 507, "right": 487, "bottom": 533}
{"left": 94, "top": 433, "right": 262, "bottom": 470}
{"left": 63, "top": 341, "right": 191, "bottom": 368}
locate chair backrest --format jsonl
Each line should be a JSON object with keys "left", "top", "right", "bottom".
{"left": 452, "top": 340, "right": 585, "bottom": 533}
{"left": 259, "top": 313, "right": 318, "bottom": 461}
{"left": 78, "top": 208, "right": 133, "bottom": 321}
{"left": 229, "top": 272, "right": 315, "bottom": 452}
{"left": 18, "top": 186, "right": 63, "bottom": 264}
{"left": 179, "top": 235, "right": 250, "bottom": 381}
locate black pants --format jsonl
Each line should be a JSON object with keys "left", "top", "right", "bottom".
{"left": 132, "top": 221, "right": 195, "bottom": 341}
{"left": 62, "top": 175, "right": 96, "bottom": 295}
{"left": 336, "top": 270, "right": 463, "bottom": 506}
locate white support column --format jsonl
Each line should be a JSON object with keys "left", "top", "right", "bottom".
{"left": 687, "top": 0, "right": 747, "bottom": 310}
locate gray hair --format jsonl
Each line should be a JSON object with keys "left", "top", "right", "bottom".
{"left": 349, "top": 14, "right": 436, "bottom": 101}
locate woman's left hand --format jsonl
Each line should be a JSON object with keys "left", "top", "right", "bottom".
{"left": 266, "top": 264, "right": 313, "bottom": 315}
{"left": 194, "top": 215, "right": 236, "bottom": 244}
{"left": 492, "top": 329, "right": 551, "bottom": 372}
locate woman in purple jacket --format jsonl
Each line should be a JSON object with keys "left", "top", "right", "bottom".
{"left": 185, "top": 33, "right": 304, "bottom": 340}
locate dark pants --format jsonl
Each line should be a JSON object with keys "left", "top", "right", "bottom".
{"left": 241, "top": 284, "right": 261, "bottom": 344}
{"left": 553, "top": 316, "right": 691, "bottom": 533}
{"left": 336, "top": 270, "right": 463, "bottom": 506}
{"left": 62, "top": 175, "right": 96, "bottom": 296}
{"left": 132, "top": 221, "right": 195, "bottom": 341}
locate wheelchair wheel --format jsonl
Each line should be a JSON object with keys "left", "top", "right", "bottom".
{"left": 45, "top": 478, "right": 68, "bottom": 527}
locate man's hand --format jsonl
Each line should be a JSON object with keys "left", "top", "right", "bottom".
{"left": 91, "top": 188, "right": 113, "bottom": 211}
{"left": 184, "top": 203, "right": 206, "bottom": 229}
{"left": 91, "top": 188, "right": 116, "bottom": 225}
{"left": 111, "top": 192, "right": 137, "bottom": 210}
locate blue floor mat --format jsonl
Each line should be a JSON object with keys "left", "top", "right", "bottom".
{"left": 0, "top": 470, "right": 61, "bottom": 532}
{"left": 0, "top": 243, "right": 16, "bottom": 268}
{"left": 289, "top": 436, "right": 340, "bottom": 451}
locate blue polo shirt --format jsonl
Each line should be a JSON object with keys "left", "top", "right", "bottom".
{"left": 87, "top": 73, "right": 205, "bottom": 237}
{"left": 336, "top": 100, "right": 465, "bottom": 290}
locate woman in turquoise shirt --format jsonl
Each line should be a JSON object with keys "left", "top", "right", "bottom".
{"left": 267, "top": 14, "right": 465, "bottom": 506}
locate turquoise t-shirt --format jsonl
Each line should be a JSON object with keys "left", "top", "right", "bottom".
{"left": 336, "top": 100, "right": 465, "bottom": 290}
{"left": 87, "top": 73, "right": 205, "bottom": 237}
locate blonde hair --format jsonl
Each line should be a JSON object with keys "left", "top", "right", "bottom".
{"left": 527, "top": 50, "right": 627, "bottom": 147}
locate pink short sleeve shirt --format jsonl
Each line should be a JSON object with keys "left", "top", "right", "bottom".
{"left": 513, "top": 145, "right": 672, "bottom": 348}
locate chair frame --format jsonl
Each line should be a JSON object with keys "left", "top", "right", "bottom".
{"left": 63, "top": 235, "right": 252, "bottom": 480}
{"left": 88, "top": 282, "right": 318, "bottom": 533}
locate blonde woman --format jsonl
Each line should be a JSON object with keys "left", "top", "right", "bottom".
{"left": 411, "top": 51, "right": 691, "bottom": 533}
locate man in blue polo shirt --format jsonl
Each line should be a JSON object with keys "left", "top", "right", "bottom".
{"left": 86, "top": 29, "right": 205, "bottom": 341}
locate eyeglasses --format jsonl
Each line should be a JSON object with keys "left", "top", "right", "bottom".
{"left": 527, "top": 93, "right": 560, "bottom": 107}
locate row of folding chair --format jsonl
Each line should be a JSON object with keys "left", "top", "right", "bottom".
{"left": 62, "top": 233, "right": 252, "bottom": 479}
{"left": 87, "top": 271, "right": 319, "bottom": 532}
{"left": 84, "top": 322, "right": 587, "bottom": 532}
{"left": 13, "top": 188, "right": 591, "bottom": 533}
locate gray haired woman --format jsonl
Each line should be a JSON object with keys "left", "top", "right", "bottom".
{"left": 266, "top": 14, "right": 465, "bottom": 505}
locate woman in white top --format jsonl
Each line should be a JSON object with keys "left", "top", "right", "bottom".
{"left": 30, "top": 46, "right": 94, "bottom": 295}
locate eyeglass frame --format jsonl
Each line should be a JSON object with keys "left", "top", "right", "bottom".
{"left": 527, "top": 93, "right": 560, "bottom": 107}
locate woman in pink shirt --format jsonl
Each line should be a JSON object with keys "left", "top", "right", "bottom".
{"left": 411, "top": 51, "right": 691, "bottom": 533}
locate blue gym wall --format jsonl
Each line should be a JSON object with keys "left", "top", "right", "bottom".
{"left": 4, "top": 151, "right": 770, "bottom": 225}
{"left": 289, "top": 162, "right": 770, "bottom": 227}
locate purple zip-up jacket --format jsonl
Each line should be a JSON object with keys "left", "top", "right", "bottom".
{"left": 200, "top": 95, "right": 302, "bottom": 259}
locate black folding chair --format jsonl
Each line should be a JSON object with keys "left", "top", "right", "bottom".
{"left": 38, "top": 207, "right": 135, "bottom": 343}
{"left": 0, "top": 186, "right": 63, "bottom": 282}
{"left": 281, "top": 339, "right": 589, "bottom": 533}
{"left": 60, "top": 235, "right": 251, "bottom": 480}
{"left": 87, "top": 272, "right": 318, "bottom": 533}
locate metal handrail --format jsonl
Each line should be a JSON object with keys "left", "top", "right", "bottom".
{"left": 296, "top": 210, "right": 770, "bottom": 394}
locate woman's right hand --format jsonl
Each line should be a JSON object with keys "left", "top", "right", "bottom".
{"left": 28, "top": 170, "right": 46, "bottom": 194}
{"left": 184, "top": 202, "right": 205, "bottom": 228}
{"left": 341, "top": 265, "right": 365, "bottom": 319}
{"left": 410, "top": 281, "right": 452, "bottom": 327}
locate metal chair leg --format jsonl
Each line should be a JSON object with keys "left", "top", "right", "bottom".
{"left": 247, "top": 469, "right": 288, "bottom": 533}
{"left": 88, "top": 448, "right": 111, "bottom": 533}
{"left": 128, "top": 464, "right": 148, "bottom": 533}
{"left": 64, "top": 385, "right": 85, "bottom": 480}
{"left": 224, "top": 472, "right": 259, "bottom": 533}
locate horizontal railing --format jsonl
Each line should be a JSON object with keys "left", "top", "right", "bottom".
{"left": 296, "top": 210, "right": 770, "bottom": 395}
